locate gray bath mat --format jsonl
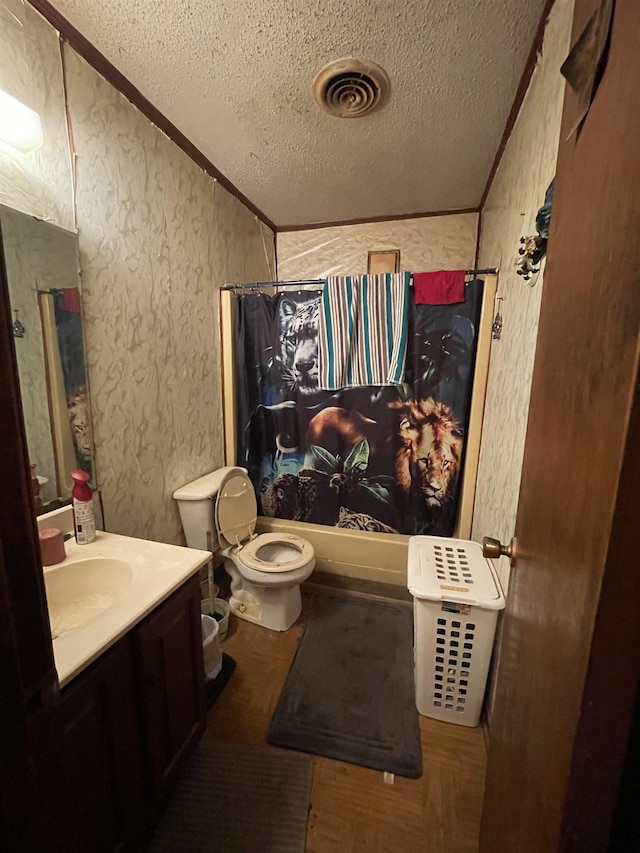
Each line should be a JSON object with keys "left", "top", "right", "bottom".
{"left": 147, "top": 740, "right": 313, "bottom": 852}
{"left": 267, "top": 593, "right": 422, "bottom": 778}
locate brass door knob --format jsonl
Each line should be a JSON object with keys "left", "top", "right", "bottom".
{"left": 482, "top": 536, "right": 517, "bottom": 566}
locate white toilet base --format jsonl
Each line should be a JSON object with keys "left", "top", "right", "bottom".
{"left": 224, "top": 563, "right": 304, "bottom": 632}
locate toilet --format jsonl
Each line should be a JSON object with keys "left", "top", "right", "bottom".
{"left": 173, "top": 467, "right": 315, "bottom": 631}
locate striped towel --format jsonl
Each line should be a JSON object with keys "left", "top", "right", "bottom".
{"left": 318, "top": 272, "right": 411, "bottom": 389}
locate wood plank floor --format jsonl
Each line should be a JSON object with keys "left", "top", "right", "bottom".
{"left": 205, "top": 587, "right": 486, "bottom": 852}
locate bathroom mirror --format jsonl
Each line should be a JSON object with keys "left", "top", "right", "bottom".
{"left": 1, "top": 205, "right": 95, "bottom": 511}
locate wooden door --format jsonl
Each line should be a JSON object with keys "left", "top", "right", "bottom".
{"left": 480, "top": 1, "right": 640, "bottom": 850}
{"left": 0, "top": 542, "right": 46, "bottom": 851}
{"left": 0, "top": 219, "right": 56, "bottom": 705}
{"left": 0, "top": 205, "right": 59, "bottom": 851}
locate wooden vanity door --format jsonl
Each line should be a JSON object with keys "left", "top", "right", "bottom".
{"left": 57, "top": 638, "right": 146, "bottom": 852}
{"left": 135, "top": 575, "right": 206, "bottom": 802}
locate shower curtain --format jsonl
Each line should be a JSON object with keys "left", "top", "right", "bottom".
{"left": 234, "top": 280, "right": 483, "bottom": 536}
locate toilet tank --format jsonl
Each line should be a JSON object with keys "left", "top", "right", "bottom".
{"left": 172, "top": 467, "right": 246, "bottom": 552}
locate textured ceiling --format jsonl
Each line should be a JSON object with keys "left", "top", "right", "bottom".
{"left": 49, "top": 0, "right": 547, "bottom": 227}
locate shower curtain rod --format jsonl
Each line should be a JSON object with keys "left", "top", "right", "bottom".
{"left": 221, "top": 268, "right": 498, "bottom": 291}
{"left": 221, "top": 279, "right": 323, "bottom": 291}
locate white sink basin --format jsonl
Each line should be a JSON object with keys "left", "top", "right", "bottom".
{"left": 34, "top": 525, "right": 211, "bottom": 687}
{"left": 44, "top": 557, "right": 133, "bottom": 636}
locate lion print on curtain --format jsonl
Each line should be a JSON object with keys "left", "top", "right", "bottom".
{"left": 234, "top": 280, "right": 483, "bottom": 536}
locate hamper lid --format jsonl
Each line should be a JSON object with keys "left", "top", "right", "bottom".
{"left": 408, "top": 536, "right": 505, "bottom": 609}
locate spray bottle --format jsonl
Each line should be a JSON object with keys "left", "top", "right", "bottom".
{"left": 71, "top": 470, "right": 96, "bottom": 544}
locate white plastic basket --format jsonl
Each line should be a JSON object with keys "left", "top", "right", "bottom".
{"left": 408, "top": 536, "right": 505, "bottom": 727}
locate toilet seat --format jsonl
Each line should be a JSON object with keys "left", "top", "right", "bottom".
{"left": 215, "top": 469, "right": 314, "bottom": 580}
{"left": 239, "top": 533, "right": 314, "bottom": 573}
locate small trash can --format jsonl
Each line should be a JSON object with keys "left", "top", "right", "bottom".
{"left": 408, "top": 535, "right": 505, "bottom": 727}
{"left": 213, "top": 597, "right": 230, "bottom": 640}
{"left": 202, "top": 614, "right": 222, "bottom": 680}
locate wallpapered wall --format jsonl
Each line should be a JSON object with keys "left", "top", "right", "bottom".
{"left": 277, "top": 213, "right": 479, "bottom": 279}
{"left": 64, "top": 49, "right": 274, "bottom": 543}
{"left": 1, "top": 2, "right": 275, "bottom": 544}
{"left": 472, "top": 0, "right": 575, "bottom": 592}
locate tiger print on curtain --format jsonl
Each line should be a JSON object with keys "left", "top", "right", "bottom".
{"left": 233, "top": 280, "right": 483, "bottom": 536}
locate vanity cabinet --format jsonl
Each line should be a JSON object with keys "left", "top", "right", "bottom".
{"left": 134, "top": 573, "right": 206, "bottom": 802}
{"left": 49, "top": 573, "right": 205, "bottom": 852}
{"left": 58, "top": 638, "right": 146, "bottom": 853}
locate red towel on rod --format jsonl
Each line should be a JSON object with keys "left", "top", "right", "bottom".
{"left": 413, "top": 270, "right": 466, "bottom": 305}
{"left": 62, "top": 287, "right": 81, "bottom": 313}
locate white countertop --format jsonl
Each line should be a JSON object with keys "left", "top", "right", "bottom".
{"left": 45, "top": 530, "right": 211, "bottom": 688}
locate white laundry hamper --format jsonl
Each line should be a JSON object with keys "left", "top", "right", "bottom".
{"left": 408, "top": 536, "right": 505, "bottom": 727}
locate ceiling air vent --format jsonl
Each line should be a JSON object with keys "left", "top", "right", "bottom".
{"left": 313, "top": 58, "right": 390, "bottom": 118}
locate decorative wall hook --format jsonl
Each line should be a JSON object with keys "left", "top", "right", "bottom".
{"left": 516, "top": 180, "right": 554, "bottom": 285}
{"left": 516, "top": 235, "right": 543, "bottom": 282}
{"left": 12, "top": 309, "right": 25, "bottom": 338}
{"left": 492, "top": 297, "right": 504, "bottom": 340}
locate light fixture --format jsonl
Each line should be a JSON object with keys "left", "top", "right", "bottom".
{"left": 0, "top": 89, "right": 43, "bottom": 154}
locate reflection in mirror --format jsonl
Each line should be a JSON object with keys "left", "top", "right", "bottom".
{"left": 1, "top": 205, "right": 95, "bottom": 511}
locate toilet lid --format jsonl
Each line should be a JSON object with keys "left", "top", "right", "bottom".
{"left": 240, "top": 533, "right": 314, "bottom": 573}
{"left": 216, "top": 471, "right": 257, "bottom": 545}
